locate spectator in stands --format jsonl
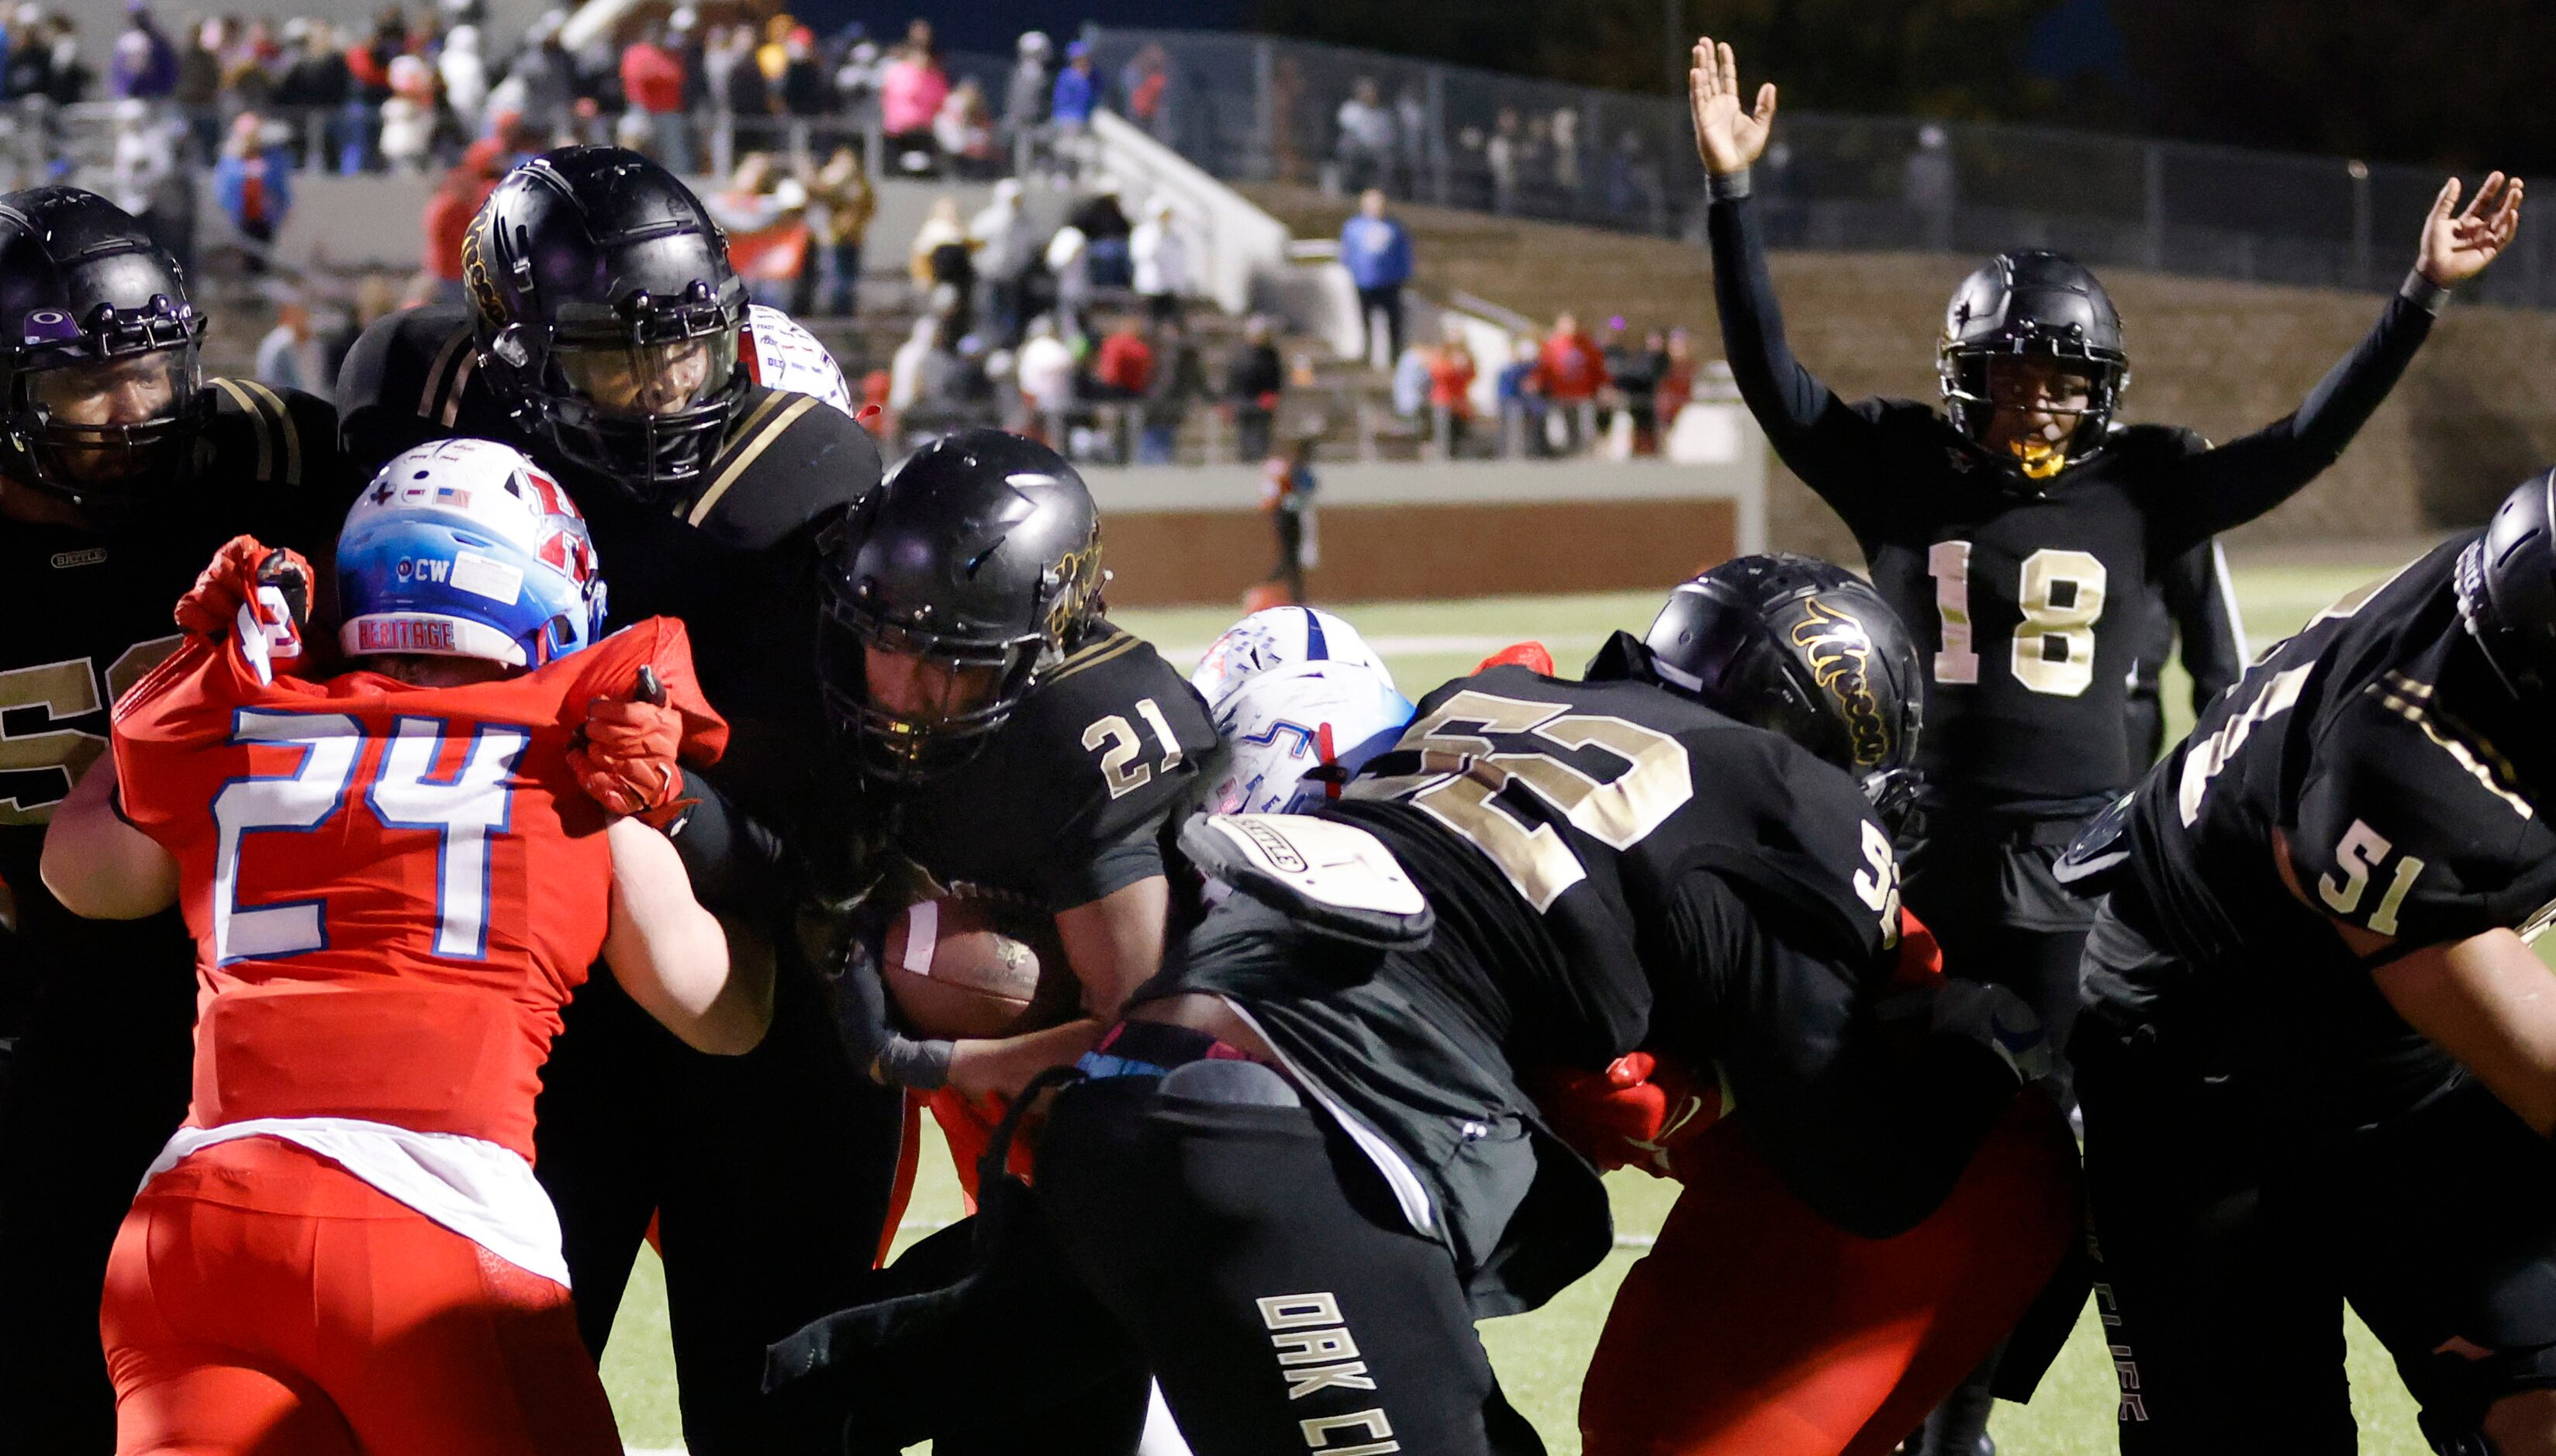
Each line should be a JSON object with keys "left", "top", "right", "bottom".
{"left": 1487, "top": 107, "right": 1522, "bottom": 216}
{"left": 1072, "top": 177, "right": 1135, "bottom": 289}
{"left": 1141, "top": 316, "right": 1205, "bottom": 464}
{"left": 110, "top": 98, "right": 185, "bottom": 257}
{"left": 970, "top": 176, "right": 1036, "bottom": 344}
{"left": 1005, "top": 30, "right": 1052, "bottom": 152}
{"left": 809, "top": 145, "right": 874, "bottom": 315}
{"left": 1130, "top": 197, "right": 1188, "bottom": 326}
{"left": 886, "top": 313, "right": 944, "bottom": 414}
{"left": 175, "top": 18, "right": 224, "bottom": 153}
{"left": 1428, "top": 320, "right": 1477, "bottom": 459}
{"left": 1340, "top": 187, "right": 1412, "bottom": 366}
{"left": 777, "top": 25, "right": 827, "bottom": 117}
{"left": 214, "top": 111, "right": 292, "bottom": 271}
{"left": 831, "top": 33, "right": 880, "bottom": 133}
{"left": 671, "top": 9, "right": 708, "bottom": 126}
{"left": 420, "top": 137, "right": 501, "bottom": 304}
{"left": 255, "top": 297, "right": 329, "bottom": 397}
{"left": 1015, "top": 313, "right": 1077, "bottom": 444}
{"left": 273, "top": 20, "right": 348, "bottom": 161}
{"left": 1535, "top": 310, "right": 1607, "bottom": 453}
{"left": 8, "top": 9, "right": 85, "bottom": 105}
{"left": 1497, "top": 333, "right": 1545, "bottom": 457}
{"left": 1905, "top": 122, "right": 1956, "bottom": 252}
{"left": 1050, "top": 40, "right": 1096, "bottom": 147}
{"left": 1124, "top": 42, "right": 1176, "bottom": 146}
{"left": 620, "top": 25, "right": 689, "bottom": 173}
{"left": 440, "top": 23, "right": 486, "bottom": 129}
{"left": 909, "top": 194, "right": 976, "bottom": 334}
{"left": 110, "top": 0, "right": 177, "bottom": 99}
{"left": 1550, "top": 106, "right": 1584, "bottom": 205}
{"left": 879, "top": 19, "right": 947, "bottom": 174}
{"left": 1335, "top": 77, "right": 1394, "bottom": 195}
{"left": 1094, "top": 313, "right": 1155, "bottom": 399}
{"left": 378, "top": 53, "right": 437, "bottom": 174}
{"left": 706, "top": 23, "right": 765, "bottom": 130}
{"left": 512, "top": 13, "right": 578, "bottom": 142}
{"left": 1045, "top": 224, "right": 1091, "bottom": 338}
{"left": 1394, "top": 83, "right": 1426, "bottom": 194}
{"left": 1656, "top": 326, "right": 1698, "bottom": 436}
{"left": 935, "top": 78, "right": 998, "bottom": 178}
{"left": 1225, "top": 312, "right": 1283, "bottom": 464}
{"left": 1390, "top": 339, "right": 1429, "bottom": 423}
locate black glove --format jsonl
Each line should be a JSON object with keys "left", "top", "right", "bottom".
{"left": 797, "top": 891, "right": 953, "bottom": 1092}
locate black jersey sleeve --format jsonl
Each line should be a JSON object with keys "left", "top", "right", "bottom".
{"left": 2286, "top": 685, "right": 2556, "bottom": 949}
{"left": 2161, "top": 539, "right": 2247, "bottom": 712}
{"left": 201, "top": 379, "right": 348, "bottom": 561}
{"left": 2141, "top": 284, "right": 2440, "bottom": 552}
{"left": 1031, "top": 643, "right": 1221, "bottom": 910}
{"left": 682, "top": 386, "right": 884, "bottom": 550}
{"left": 333, "top": 305, "right": 482, "bottom": 481}
{"left": 1706, "top": 189, "right": 1912, "bottom": 535}
{"left": 1669, "top": 867, "right": 2019, "bottom": 1239}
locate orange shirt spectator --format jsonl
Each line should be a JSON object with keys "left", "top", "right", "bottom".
{"left": 620, "top": 37, "right": 684, "bottom": 115}
{"left": 1428, "top": 340, "right": 1477, "bottom": 417}
{"left": 1535, "top": 316, "right": 1608, "bottom": 403}
{"left": 1095, "top": 326, "right": 1155, "bottom": 396}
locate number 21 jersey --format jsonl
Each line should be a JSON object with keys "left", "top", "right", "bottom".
{"left": 112, "top": 616, "right": 723, "bottom": 1160}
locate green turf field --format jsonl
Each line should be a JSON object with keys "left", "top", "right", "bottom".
{"left": 600, "top": 552, "right": 2454, "bottom": 1454}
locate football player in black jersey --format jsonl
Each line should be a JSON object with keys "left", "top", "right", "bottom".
{"left": 2067, "top": 471, "right": 2556, "bottom": 1454}
{"left": 332, "top": 146, "right": 894, "bottom": 1454}
{"left": 0, "top": 186, "right": 341, "bottom": 1451}
{"left": 1017, "top": 561, "right": 2047, "bottom": 1456}
{"left": 1691, "top": 36, "right": 2520, "bottom": 1130}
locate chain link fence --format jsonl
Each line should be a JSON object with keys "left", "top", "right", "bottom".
{"left": 1086, "top": 26, "right": 2556, "bottom": 311}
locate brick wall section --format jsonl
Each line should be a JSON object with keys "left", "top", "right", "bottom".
{"left": 1249, "top": 183, "right": 2556, "bottom": 565}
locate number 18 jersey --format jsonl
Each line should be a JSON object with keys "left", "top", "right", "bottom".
{"left": 112, "top": 616, "right": 722, "bottom": 1161}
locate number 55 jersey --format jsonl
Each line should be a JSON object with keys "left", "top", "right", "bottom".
{"left": 1155, "top": 650, "right": 2021, "bottom": 1315}
{"left": 2095, "top": 537, "right": 2556, "bottom": 1126}
{"left": 110, "top": 615, "right": 724, "bottom": 1275}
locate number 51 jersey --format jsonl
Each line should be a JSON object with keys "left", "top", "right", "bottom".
{"left": 111, "top": 616, "right": 726, "bottom": 1161}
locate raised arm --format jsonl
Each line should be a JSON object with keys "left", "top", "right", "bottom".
{"left": 1691, "top": 37, "right": 1894, "bottom": 520}
{"left": 2160, "top": 539, "right": 2247, "bottom": 716}
{"left": 2157, "top": 172, "right": 2523, "bottom": 547}
{"left": 40, "top": 756, "right": 178, "bottom": 921}
{"left": 603, "top": 816, "right": 769, "bottom": 1054}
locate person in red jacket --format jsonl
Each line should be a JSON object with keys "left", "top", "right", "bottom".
{"left": 1535, "top": 309, "right": 1608, "bottom": 454}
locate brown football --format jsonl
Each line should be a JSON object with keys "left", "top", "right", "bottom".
{"left": 880, "top": 895, "right": 1079, "bottom": 1040}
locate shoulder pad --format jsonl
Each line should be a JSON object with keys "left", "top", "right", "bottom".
{"left": 1013, "top": 628, "right": 1221, "bottom": 842}
{"left": 203, "top": 378, "right": 337, "bottom": 492}
{"left": 680, "top": 385, "right": 884, "bottom": 548}
{"left": 2289, "top": 678, "right": 2556, "bottom": 944}
{"left": 336, "top": 305, "right": 483, "bottom": 478}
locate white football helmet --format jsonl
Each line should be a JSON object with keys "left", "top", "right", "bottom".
{"left": 743, "top": 304, "right": 855, "bottom": 417}
{"left": 1190, "top": 606, "right": 1394, "bottom": 710}
{"left": 1204, "top": 660, "right": 1414, "bottom": 816}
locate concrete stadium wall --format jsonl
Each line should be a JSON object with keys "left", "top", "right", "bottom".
{"left": 1246, "top": 182, "right": 2556, "bottom": 566}
{"left": 1081, "top": 457, "right": 1763, "bottom": 607}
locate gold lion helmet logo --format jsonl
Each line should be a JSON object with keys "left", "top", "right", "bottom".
{"left": 1788, "top": 598, "right": 1893, "bottom": 772}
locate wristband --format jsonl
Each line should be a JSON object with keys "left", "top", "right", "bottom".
{"left": 2400, "top": 267, "right": 2452, "bottom": 316}
{"left": 872, "top": 1033, "right": 954, "bottom": 1092}
{"left": 1708, "top": 167, "right": 1753, "bottom": 202}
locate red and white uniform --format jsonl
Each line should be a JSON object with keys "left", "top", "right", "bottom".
{"left": 99, "top": 616, "right": 722, "bottom": 1456}
{"left": 744, "top": 303, "right": 856, "bottom": 417}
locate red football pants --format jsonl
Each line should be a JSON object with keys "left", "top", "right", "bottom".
{"left": 1580, "top": 1092, "right": 2079, "bottom": 1456}
{"left": 101, "top": 1136, "right": 622, "bottom": 1456}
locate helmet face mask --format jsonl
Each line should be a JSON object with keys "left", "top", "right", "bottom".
{"left": 0, "top": 188, "right": 216, "bottom": 520}
{"left": 1938, "top": 250, "right": 2129, "bottom": 487}
{"left": 815, "top": 429, "right": 1104, "bottom": 784}
{"left": 466, "top": 148, "right": 749, "bottom": 505}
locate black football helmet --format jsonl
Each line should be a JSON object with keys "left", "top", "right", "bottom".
{"left": 1611, "top": 553, "right": 1925, "bottom": 830}
{"left": 2457, "top": 468, "right": 2556, "bottom": 701}
{"left": 818, "top": 430, "right": 1107, "bottom": 781}
{"left": 464, "top": 146, "right": 748, "bottom": 505}
{"left": 0, "top": 186, "right": 212, "bottom": 518}
{"left": 1938, "top": 249, "right": 2129, "bottom": 487}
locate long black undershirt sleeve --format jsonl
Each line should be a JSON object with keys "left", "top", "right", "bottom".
{"left": 661, "top": 764, "right": 791, "bottom": 919}
{"left": 2154, "top": 279, "right": 2444, "bottom": 547}
{"left": 2161, "top": 540, "right": 2246, "bottom": 712}
{"left": 1678, "top": 871, "right": 2019, "bottom": 1240}
{"left": 1705, "top": 186, "right": 1894, "bottom": 530}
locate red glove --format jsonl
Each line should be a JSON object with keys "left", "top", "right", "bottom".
{"left": 175, "top": 535, "right": 313, "bottom": 640}
{"left": 1473, "top": 640, "right": 1556, "bottom": 676}
{"left": 1530, "top": 1051, "right": 1724, "bottom": 1178}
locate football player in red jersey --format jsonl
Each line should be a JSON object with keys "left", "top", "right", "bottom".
{"left": 40, "top": 438, "right": 758, "bottom": 1456}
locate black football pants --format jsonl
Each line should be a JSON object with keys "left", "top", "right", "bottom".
{"left": 0, "top": 923, "right": 197, "bottom": 1453}
{"left": 1038, "top": 1064, "right": 1544, "bottom": 1456}
{"left": 535, "top": 951, "right": 907, "bottom": 1455}
{"left": 2076, "top": 1002, "right": 2556, "bottom": 1455}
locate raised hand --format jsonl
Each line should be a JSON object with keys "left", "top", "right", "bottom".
{"left": 1688, "top": 36, "right": 1777, "bottom": 178}
{"left": 2419, "top": 171, "right": 2525, "bottom": 287}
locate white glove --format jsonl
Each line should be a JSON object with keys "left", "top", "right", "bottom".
{"left": 1932, "top": 978, "right": 2053, "bottom": 1084}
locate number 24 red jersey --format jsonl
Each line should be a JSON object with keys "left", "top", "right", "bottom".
{"left": 112, "top": 616, "right": 726, "bottom": 1161}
